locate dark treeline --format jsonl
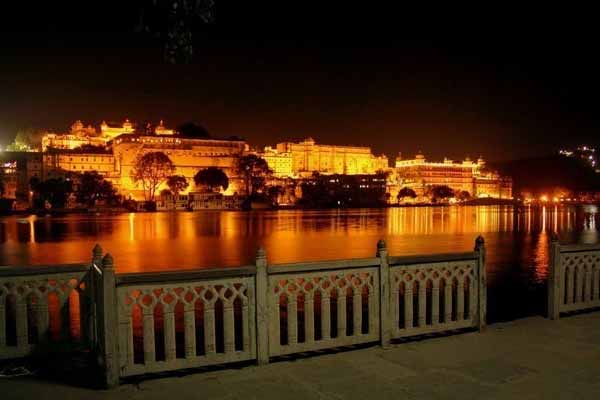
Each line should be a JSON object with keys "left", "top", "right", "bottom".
{"left": 298, "top": 173, "right": 388, "bottom": 208}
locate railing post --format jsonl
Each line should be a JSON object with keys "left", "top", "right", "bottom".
{"left": 475, "top": 236, "right": 487, "bottom": 332}
{"left": 255, "top": 247, "right": 269, "bottom": 365}
{"left": 548, "top": 234, "right": 562, "bottom": 320}
{"left": 0, "top": 293, "right": 5, "bottom": 347}
{"left": 89, "top": 244, "right": 103, "bottom": 346}
{"left": 101, "top": 253, "right": 120, "bottom": 388}
{"left": 377, "top": 239, "right": 391, "bottom": 348}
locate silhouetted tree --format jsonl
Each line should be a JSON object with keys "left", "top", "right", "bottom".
{"left": 32, "top": 178, "right": 73, "bottom": 209}
{"left": 456, "top": 190, "right": 471, "bottom": 201}
{"left": 166, "top": 174, "right": 189, "bottom": 204}
{"left": 132, "top": 152, "right": 175, "bottom": 201}
{"left": 76, "top": 171, "right": 118, "bottom": 206}
{"left": 194, "top": 167, "right": 229, "bottom": 192}
{"left": 238, "top": 155, "right": 272, "bottom": 196}
{"left": 397, "top": 187, "right": 417, "bottom": 202}
{"left": 428, "top": 185, "right": 454, "bottom": 202}
{"left": 177, "top": 122, "right": 210, "bottom": 138}
{"left": 267, "top": 185, "right": 285, "bottom": 204}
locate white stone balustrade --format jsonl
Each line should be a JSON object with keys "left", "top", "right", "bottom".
{"left": 0, "top": 237, "right": 488, "bottom": 387}
{"left": 548, "top": 238, "right": 600, "bottom": 319}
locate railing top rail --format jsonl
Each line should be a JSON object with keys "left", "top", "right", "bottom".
{"left": 115, "top": 265, "right": 256, "bottom": 286}
{"left": 268, "top": 257, "right": 380, "bottom": 275}
{"left": 559, "top": 242, "right": 600, "bottom": 253}
{"left": 0, "top": 263, "right": 90, "bottom": 277}
{"left": 388, "top": 251, "right": 478, "bottom": 266}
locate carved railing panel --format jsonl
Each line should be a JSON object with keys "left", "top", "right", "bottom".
{"left": 116, "top": 276, "right": 256, "bottom": 377}
{"left": 268, "top": 266, "right": 380, "bottom": 357}
{"left": 390, "top": 260, "right": 478, "bottom": 338}
{"left": 558, "top": 251, "right": 600, "bottom": 313}
{"left": 0, "top": 269, "right": 90, "bottom": 359}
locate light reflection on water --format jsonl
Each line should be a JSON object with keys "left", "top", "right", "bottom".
{"left": 1, "top": 205, "right": 598, "bottom": 322}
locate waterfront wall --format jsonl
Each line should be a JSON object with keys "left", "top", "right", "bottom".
{"left": 0, "top": 238, "right": 486, "bottom": 387}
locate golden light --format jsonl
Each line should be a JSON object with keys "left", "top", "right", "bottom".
{"left": 540, "top": 195, "right": 548, "bottom": 202}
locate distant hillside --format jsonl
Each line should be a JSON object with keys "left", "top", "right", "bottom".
{"left": 491, "top": 155, "right": 600, "bottom": 193}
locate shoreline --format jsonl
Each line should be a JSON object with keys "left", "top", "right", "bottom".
{"left": 2, "top": 200, "right": 599, "bottom": 217}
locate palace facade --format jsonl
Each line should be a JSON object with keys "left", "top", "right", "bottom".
{"left": 258, "top": 146, "right": 293, "bottom": 178}
{"left": 112, "top": 134, "right": 247, "bottom": 199}
{"left": 42, "top": 149, "right": 117, "bottom": 180}
{"left": 395, "top": 153, "right": 512, "bottom": 199}
{"left": 272, "top": 137, "right": 389, "bottom": 177}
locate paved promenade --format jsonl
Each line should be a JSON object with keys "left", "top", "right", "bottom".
{"left": 2, "top": 313, "right": 600, "bottom": 400}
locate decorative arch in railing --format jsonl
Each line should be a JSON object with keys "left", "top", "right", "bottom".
{"left": 116, "top": 277, "right": 256, "bottom": 377}
{"left": 549, "top": 239, "right": 600, "bottom": 319}
{"left": 390, "top": 260, "right": 478, "bottom": 336}
{"left": 560, "top": 252, "right": 600, "bottom": 306}
{"left": 0, "top": 267, "right": 90, "bottom": 359}
{"left": 268, "top": 262, "right": 380, "bottom": 357}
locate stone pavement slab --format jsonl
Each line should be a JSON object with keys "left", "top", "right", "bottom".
{"left": 2, "top": 313, "right": 600, "bottom": 400}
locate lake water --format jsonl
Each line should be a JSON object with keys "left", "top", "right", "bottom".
{"left": 1, "top": 205, "right": 598, "bottom": 323}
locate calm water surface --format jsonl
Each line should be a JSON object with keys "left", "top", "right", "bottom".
{"left": 1, "top": 205, "right": 598, "bottom": 323}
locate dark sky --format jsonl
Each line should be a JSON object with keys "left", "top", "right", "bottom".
{"left": 1, "top": 3, "right": 598, "bottom": 162}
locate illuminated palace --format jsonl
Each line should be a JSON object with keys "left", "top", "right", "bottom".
{"left": 2, "top": 120, "right": 247, "bottom": 204}
{"left": 41, "top": 120, "right": 106, "bottom": 151}
{"left": 1, "top": 118, "right": 515, "bottom": 207}
{"left": 265, "top": 137, "right": 389, "bottom": 178}
{"left": 395, "top": 153, "right": 512, "bottom": 199}
{"left": 41, "top": 119, "right": 173, "bottom": 151}
{"left": 38, "top": 119, "right": 247, "bottom": 200}
{"left": 112, "top": 134, "right": 246, "bottom": 199}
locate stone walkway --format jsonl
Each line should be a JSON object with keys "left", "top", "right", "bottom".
{"left": 2, "top": 313, "right": 600, "bottom": 399}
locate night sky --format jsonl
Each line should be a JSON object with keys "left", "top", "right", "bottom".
{"left": 1, "top": 3, "right": 598, "bottom": 162}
